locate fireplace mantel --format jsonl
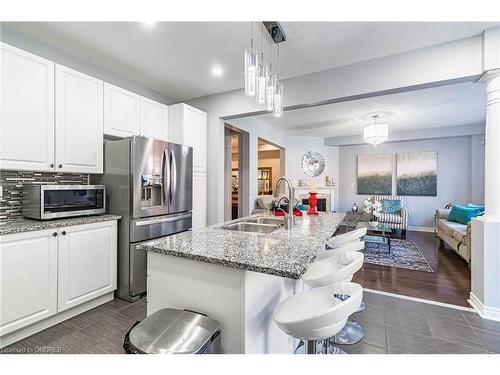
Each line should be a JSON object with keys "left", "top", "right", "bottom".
{"left": 294, "top": 186, "right": 337, "bottom": 212}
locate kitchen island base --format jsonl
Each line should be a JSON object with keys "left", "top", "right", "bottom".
{"left": 147, "top": 252, "right": 301, "bottom": 354}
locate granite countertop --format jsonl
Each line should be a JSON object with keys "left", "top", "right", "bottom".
{"left": 0, "top": 214, "right": 122, "bottom": 236}
{"left": 138, "top": 212, "right": 346, "bottom": 279}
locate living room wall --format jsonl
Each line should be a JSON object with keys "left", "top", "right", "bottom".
{"left": 337, "top": 135, "right": 485, "bottom": 230}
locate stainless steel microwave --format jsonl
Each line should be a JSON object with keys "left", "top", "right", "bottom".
{"left": 22, "top": 185, "right": 106, "bottom": 220}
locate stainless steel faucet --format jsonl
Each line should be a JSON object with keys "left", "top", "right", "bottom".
{"left": 274, "top": 176, "right": 295, "bottom": 229}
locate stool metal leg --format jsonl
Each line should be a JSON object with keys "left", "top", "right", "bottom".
{"left": 355, "top": 301, "right": 366, "bottom": 313}
{"left": 306, "top": 340, "right": 316, "bottom": 354}
{"left": 333, "top": 318, "right": 364, "bottom": 345}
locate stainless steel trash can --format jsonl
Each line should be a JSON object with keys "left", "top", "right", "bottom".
{"left": 123, "top": 308, "right": 221, "bottom": 354}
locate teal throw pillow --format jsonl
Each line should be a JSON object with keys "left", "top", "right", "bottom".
{"left": 381, "top": 199, "right": 401, "bottom": 214}
{"left": 467, "top": 203, "right": 485, "bottom": 214}
{"left": 448, "top": 204, "right": 483, "bottom": 225}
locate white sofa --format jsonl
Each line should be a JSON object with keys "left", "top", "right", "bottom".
{"left": 435, "top": 208, "right": 471, "bottom": 262}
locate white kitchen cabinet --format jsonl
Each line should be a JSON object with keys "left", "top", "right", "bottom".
{"left": 140, "top": 97, "right": 168, "bottom": 140}
{"left": 193, "top": 170, "right": 207, "bottom": 229}
{"left": 168, "top": 103, "right": 207, "bottom": 172}
{"left": 104, "top": 83, "right": 141, "bottom": 138}
{"left": 0, "top": 43, "right": 55, "bottom": 172}
{"left": 0, "top": 229, "right": 58, "bottom": 336}
{"left": 168, "top": 103, "right": 208, "bottom": 228}
{"left": 55, "top": 64, "right": 104, "bottom": 174}
{"left": 57, "top": 221, "right": 117, "bottom": 312}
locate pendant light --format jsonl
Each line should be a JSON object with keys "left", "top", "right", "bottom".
{"left": 272, "top": 44, "right": 283, "bottom": 118}
{"left": 256, "top": 24, "right": 269, "bottom": 104}
{"left": 244, "top": 22, "right": 258, "bottom": 97}
{"left": 266, "top": 41, "right": 276, "bottom": 111}
{"left": 363, "top": 115, "right": 389, "bottom": 147}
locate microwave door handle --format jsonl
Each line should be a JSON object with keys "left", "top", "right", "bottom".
{"left": 162, "top": 149, "right": 170, "bottom": 206}
{"left": 170, "top": 149, "right": 177, "bottom": 206}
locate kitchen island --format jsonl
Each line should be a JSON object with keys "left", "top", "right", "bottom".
{"left": 138, "top": 212, "right": 345, "bottom": 354}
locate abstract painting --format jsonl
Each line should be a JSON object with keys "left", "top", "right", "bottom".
{"left": 357, "top": 154, "right": 393, "bottom": 195}
{"left": 397, "top": 152, "right": 437, "bottom": 196}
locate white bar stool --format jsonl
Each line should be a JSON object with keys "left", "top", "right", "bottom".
{"left": 274, "top": 282, "right": 363, "bottom": 354}
{"left": 326, "top": 228, "right": 367, "bottom": 249}
{"left": 303, "top": 250, "right": 366, "bottom": 346}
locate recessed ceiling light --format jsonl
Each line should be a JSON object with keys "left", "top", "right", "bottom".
{"left": 211, "top": 65, "right": 224, "bottom": 77}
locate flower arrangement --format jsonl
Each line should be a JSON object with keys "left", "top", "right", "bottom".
{"left": 363, "top": 197, "right": 382, "bottom": 224}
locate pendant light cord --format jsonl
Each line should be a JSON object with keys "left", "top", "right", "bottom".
{"left": 250, "top": 22, "right": 253, "bottom": 49}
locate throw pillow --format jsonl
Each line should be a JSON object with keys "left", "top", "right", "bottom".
{"left": 467, "top": 203, "right": 485, "bottom": 214}
{"left": 448, "top": 204, "right": 483, "bottom": 225}
{"left": 381, "top": 199, "right": 402, "bottom": 214}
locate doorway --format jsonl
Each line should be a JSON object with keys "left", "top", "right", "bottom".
{"left": 257, "top": 138, "right": 285, "bottom": 195}
{"left": 224, "top": 125, "right": 250, "bottom": 221}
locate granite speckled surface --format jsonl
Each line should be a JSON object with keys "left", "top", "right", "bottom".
{"left": 0, "top": 214, "right": 122, "bottom": 235}
{"left": 139, "top": 212, "right": 346, "bottom": 279}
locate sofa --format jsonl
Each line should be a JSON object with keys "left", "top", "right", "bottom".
{"left": 372, "top": 195, "right": 410, "bottom": 235}
{"left": 435, "top": 208, "right": 471, "bottom": 262}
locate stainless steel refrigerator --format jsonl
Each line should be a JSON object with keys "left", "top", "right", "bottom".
{"left": 93, "top": 136, "right": 193, "bottom": 302}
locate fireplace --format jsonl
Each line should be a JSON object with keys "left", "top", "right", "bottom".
{"left": 302, "top": 197, "right": 327, "bottom": 212}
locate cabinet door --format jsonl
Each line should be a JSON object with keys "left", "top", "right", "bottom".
{"left": 0, "top": 230, "right": 58, "bottom": 336}
{"left": 104, "top": 83, "right": 140, "bottom": 137}
{"left": 192, "top": 171, "right": 207, "bottom": 230}
{"left": 55, "top": 64, "right": 104, "bottom": 173}
{"left": 1, "top": 43, "right": 55, "bottom": 172}
{"left": 140, "top": 97, "right": 168, "bottom": 140}
{"left": 183, "top": 106, "right": 207, "bottom": 172}
{"left": 57, "top": 221, "right": 117, "bottom": 312}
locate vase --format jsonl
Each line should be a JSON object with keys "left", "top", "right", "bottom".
{"left": 352, "top": 203, "right": 358, "bottom": 212}
{"left": 307, "top": 193, "right": 319, "bottom": 215}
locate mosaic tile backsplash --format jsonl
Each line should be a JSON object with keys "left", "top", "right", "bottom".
{"left": 0, "top": 170, "right": 89, "bottom": 221}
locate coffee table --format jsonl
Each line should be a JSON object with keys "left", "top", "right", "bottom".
{"left": 355, "top": 222, "right": 393, "bottom": 253}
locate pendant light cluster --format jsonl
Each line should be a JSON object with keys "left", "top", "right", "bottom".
{"left": 244, "top": 22, "right": 285, "bottom": 117}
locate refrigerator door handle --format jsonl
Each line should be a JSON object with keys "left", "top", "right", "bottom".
{"left": 163, "top": 149, "right": 171, "bottom": 206}
{"left": 170, "top": 149, "right": 177, "bottom": 207}
{"left": 134, "top": 213, "right": 192, "bottom": 226}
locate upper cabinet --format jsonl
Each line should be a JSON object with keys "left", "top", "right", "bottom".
{"left": 103, "top": 84, "right": 168, "bottom": 141}
{"left": 140, "top": 97, "right": 168, "bottom": 140}
{"left": 0, "top": 43, "right": 55, "bottom": 172}
{"left": 55, "top": 64, "right": 104, "bottom": 174}
{"left": 168, "top": 103, "right": 207, "bottom": 172}
{"left": 104, "top": 83, "right": 141, "bottom": 138}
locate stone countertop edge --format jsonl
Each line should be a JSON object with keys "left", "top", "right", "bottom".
{"left": 0, "top": 214, "right": 122, "bottom": 236}
{"left": 142, "top": 243, "right": 316, "bottom": 279}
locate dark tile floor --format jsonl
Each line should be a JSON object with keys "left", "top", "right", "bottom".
{"left": 1, "top": 298, "right": 146, "bottom": 354}
{"left": 2, "top": 291, "right": 500, "bottom": 354}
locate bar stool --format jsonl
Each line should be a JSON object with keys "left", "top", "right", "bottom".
{"left": 274, "top": 282, "right": 363, "bottom": 354}
{"left": 304, "top": 249, "right": 365, "bottom": 346}
{"left": 325, "top": 229, "right": 367, "bottom": 314}
{"left": 326, "top": 228, "right": 367, "bottom": 249}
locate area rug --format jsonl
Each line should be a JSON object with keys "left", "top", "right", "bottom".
{"left": 363, "top": 239, "right": 433, "bottom": 272}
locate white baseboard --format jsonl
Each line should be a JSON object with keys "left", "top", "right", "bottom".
{"left": 469, "top": 292, "right": 500, "bottom": 321}
{"left": 364, "top": 288, "right": 475, "bottom": 311}
{"left": 408, "top": 226, "right": 434, "bottom": 233}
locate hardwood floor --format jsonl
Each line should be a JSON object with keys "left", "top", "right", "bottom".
{"left": 353, "top": 230, "right": 471, "bottom": 307}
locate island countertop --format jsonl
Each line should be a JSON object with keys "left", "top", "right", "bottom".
{"left": 138, "top": 212, "right": 345, "bottom": 279}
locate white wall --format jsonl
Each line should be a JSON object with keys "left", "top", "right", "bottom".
{"left": 188, "top": 35, "right": 484, "bottom": 225}
{"left": 337, "top": 136, "right": 485, "bottom": 229}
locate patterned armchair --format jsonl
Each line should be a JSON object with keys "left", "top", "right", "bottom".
{"left": 372, "top": 195, "right": 410, "bottom": 235}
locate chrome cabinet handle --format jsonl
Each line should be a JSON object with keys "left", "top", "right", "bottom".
{"left": 50, "top": 163, "right": 54, "bottom": 168}
{"left": 58, "top": 164, "right": 63, "bottom": 168}
{"left": 61, "top": 231, "right": 66, "bottom": 235}
{"left": 52, "top": 232, "right": 58, "bottom": 237}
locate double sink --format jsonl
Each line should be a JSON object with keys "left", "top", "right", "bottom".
{"left": 221, "top": 216, "right": 285, "bottom": 234}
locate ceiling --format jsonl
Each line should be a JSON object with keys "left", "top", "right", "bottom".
{"left": 4, "top": 22, "right": 498, "bottom": 101}
{"left": 231, "top": 82, "right": 486, "bottom": 138}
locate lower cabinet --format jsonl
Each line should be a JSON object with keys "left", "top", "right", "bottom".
{"left": 0, "top": 220, "right": 117, "bottom": 340}
{"left": 0, "top": 229, "right": 58, "bottom": 336}
{"left": 57, "top": 221, "right": 117, "bottom": 312}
